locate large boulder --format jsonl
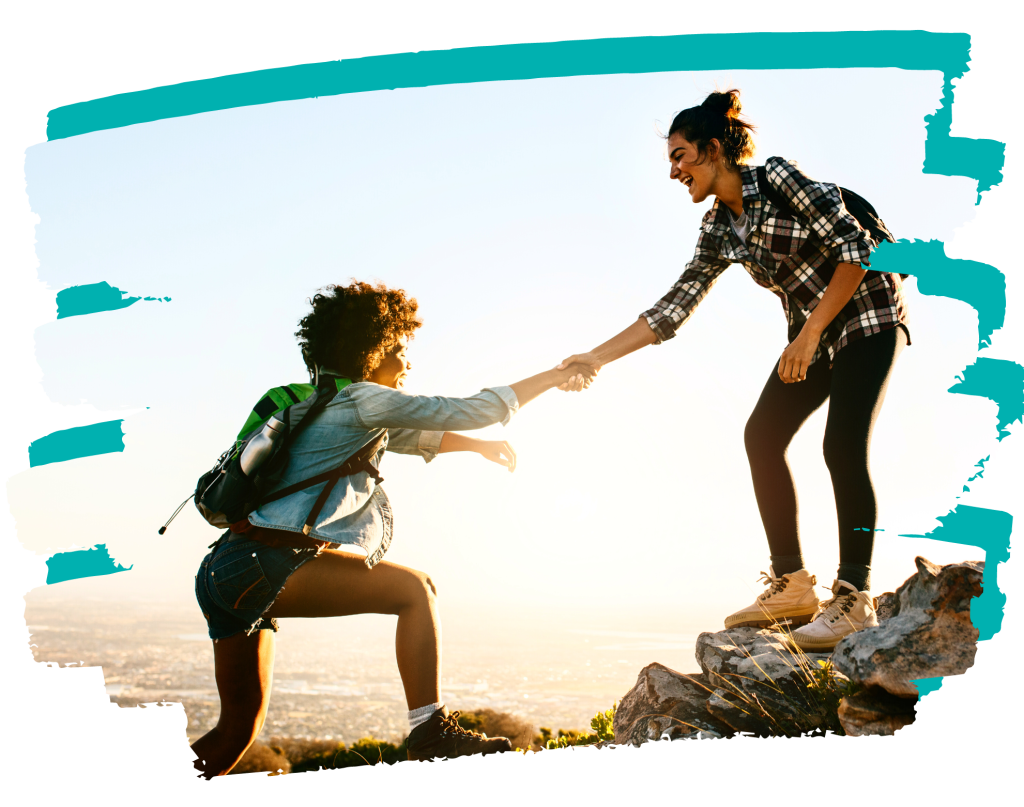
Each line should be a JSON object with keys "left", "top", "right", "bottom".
{"left": 612, "top": 556, "right": 984, "bottom": 744}
{"left": 832, "top": 557, "right": 983, "bottom": 737}
{"left": 834, "top": 558, "right": 983, "bottom": 699}
{"left": 613, "top": 663, "right": 734, "bottom": 744}
{"left": 696, "top": 628, "right": 841, "bottom": 736}
{"left": 613, "top": 627, "right": 847, "bottom": 742}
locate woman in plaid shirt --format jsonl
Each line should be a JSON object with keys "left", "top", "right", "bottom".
{"left": 558, "top": 90, "right": 910, "bottom": 651}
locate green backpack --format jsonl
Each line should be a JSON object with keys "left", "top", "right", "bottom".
{"left": 159, "top": 376, "right": 385, "bottom": 536}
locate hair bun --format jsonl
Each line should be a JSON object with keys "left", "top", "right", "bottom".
{"left": 667, "top": 87, "right": 755, "bottom": 167}
{"left": 701, "top": 90, "right": 741, "bottom": 118}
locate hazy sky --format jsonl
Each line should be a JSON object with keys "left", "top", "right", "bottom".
{"left": 14, "top": 66, "right": 996, "bottom": 629}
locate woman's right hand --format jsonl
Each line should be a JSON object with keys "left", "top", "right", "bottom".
{"left": 556, "top": 353, "right": 603, "bottom": 391}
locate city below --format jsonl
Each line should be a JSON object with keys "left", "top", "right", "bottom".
{"left": 25, "top": 597, "right": 703, "bottom": 745}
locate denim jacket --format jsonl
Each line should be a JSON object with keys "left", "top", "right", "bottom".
{"left": 247, "top": 381, "right": 519, "bottom": 567}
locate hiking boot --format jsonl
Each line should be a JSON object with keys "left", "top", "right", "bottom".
{"left": 723, "top": 568, "right": 820, "bottom": 629}
{"left": 406, "top": 706, "right": 512, "bottom": 761}
{"left": 790, "top": 580, "right": 878, "bottom": 652}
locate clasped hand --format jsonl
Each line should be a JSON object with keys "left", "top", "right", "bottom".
{"left": 555, "top": 353, "right": 602, "bottom": 392}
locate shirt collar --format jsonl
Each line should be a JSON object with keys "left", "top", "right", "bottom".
{"left": 703, "top": 163, "right": 763, "bottom": 235}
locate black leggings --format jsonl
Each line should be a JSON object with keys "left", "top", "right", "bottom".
{"left": 743, "top": 326, "right": 907, "bottom": 591}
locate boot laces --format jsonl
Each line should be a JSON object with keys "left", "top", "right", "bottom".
{"left": 757, "top": 571, "right": 787, "bottom": 600}
{"left": 439, "top": 710, "right": 482, "bottom": 738}
{"left": 817, "top": 588, "right": 857, "bottom": 624}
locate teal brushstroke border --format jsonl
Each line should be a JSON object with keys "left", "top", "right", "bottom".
{"left": 56, "top": 281, "right": 170, "bottom": 319}
{"left": 37, "top": 29, "right": 1007, "bottom": 675}
{"left": 912, "top": 677, "right": 944, "bottom": 698}
{"left": 45, "top": 543, "right": 133, "bottom": 585}
{"left": 28, "top": 419, "right": 125, "bottom": 467}
{"left": 45, "top": 30, "right": 1003, "bottom": 198}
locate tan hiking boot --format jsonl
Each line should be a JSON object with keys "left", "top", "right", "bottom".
{"left": 790, "top": 580, "right": 878, "bottom": 652}
{"left": 406, "top": 706, "right": 513, "bottom": 761}
{"left": 723, "top": 568, "right": 820, "bottom": 629}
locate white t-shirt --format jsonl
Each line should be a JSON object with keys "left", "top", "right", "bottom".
{"left": 728, "top": 209, "right": 750, "bottom": 244}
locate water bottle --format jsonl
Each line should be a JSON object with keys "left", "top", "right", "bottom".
{"left": 239, "top": 414, "right": 286, "bottom": 477}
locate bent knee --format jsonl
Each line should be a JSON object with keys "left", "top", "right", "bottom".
{"left": 744, "top": 416, "right": 786, "bottom": 461}
{"left": 396, "top": 568, "right": 438, "bottom": 606}
{"left": 822, "top": 432, "right": 858, "bottom": 473}
{"left": 420, "top": 572, "right": 438, "bottom": 599}
{"left": 743, "top": 418, "right": 760, "bottom": 457}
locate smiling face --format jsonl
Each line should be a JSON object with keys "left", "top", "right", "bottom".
{"left": 667, "top": 132, "right": 723, "bottom": 204}
{"left": 367, "top": 335, "right": 412, "bottom": 389}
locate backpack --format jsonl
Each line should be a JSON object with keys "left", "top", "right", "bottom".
{"left": 755, "top": 165, "right": 905, "bottom": 279}
{"left": 158, "top": 375, "right": 386, "bottom": 536}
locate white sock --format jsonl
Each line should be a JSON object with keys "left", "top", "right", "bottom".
{"left": 408, "top": 701, "right": 444, "bottom": 731}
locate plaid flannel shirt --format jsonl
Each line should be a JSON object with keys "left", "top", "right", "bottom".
{"left": 642, "top": 157, "right": 910, "bottom": 365}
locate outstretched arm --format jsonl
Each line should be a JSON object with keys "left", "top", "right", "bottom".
{"left": 556, "top": 317, "right": 658, "bottom": 387}
{"left": 556, "top": 231, "right": 731, "bottom": 390}
{"left": 508, "top": 362, "right": 596, "bottom": 407}
{"left": 430, "top": 361, "right": 595, "bottom": 472}
{"left": 438, "top": 432, "right": 517, "bottom": 472}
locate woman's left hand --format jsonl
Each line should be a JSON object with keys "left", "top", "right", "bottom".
{"left": 778, "top": 327, "right": 820, "bottom": 383}
{"left": 475, "top": 440, "right": 517, "bottom": 472}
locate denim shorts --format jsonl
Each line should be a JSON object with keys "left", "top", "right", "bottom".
{"left": 194, "top": 536, "right": 322, "bottom": 640}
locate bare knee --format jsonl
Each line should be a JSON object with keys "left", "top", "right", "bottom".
{"left": 402, "top": 569, "right": 438, "bottom": 606}
{"left": 418, "top": 571, "right": 438, "bottom": 600}
{"left": 379, "top": 565, "right": 439, "bottom": 615}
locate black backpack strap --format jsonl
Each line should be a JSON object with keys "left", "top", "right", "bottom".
{"left": 757, "top": 165, "right": 901, "bottom": 276}
{"left": 832, "top": 187, "right": 896, "bottom": 245}
{"left": 756, "top": 165, "right": 797, "bottom": 218}
{"left": 245, "top": 382, "right": 340, "bottom": 485}
{"left": 260, "top": 430, "right": 389, "bottom": 536}
{"left": 277, "top": 384, "right": 339, "bottom": 451}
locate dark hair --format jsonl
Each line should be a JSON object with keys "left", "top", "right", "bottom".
{"left": 295, "top": 281, "right": 423, "bottom": 381}
{"left": 666, "top": 89, "right": 756, "bottom": 168}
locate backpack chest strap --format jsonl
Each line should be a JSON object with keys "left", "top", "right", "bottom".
{"left": 260, "top": 430, "right": 388, "bottom": 535}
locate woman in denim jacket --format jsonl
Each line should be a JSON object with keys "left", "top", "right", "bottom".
{"left": 191, "top": 281, "right": 592, "bottom": 776}
{"left": 559, "top": 90, "right": 910, "bottom": 653}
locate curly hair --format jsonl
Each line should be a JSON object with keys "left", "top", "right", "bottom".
{"left": 295, "top": 281, "right": 423, "bottom": 381}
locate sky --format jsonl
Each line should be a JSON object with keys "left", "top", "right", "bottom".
{"left": 11, "top": 65, "right": 1001, "bottom": 633}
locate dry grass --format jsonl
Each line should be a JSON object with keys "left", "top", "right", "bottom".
{"left": 689, "top": 621, "right": 855, "bottom": 736}
{"left": 229, "top": 741, "right": 291, "bottom": 775}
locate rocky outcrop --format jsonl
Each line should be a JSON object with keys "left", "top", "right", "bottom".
{"left": 613, "top": 557, "right": 984, "bottom": 744}
{"left": 698, "top": 628, "right": 840, "bottom": 735}
{"left": 874, "top": 591, "right": 899, "bottom": 622}
{"left": 833, "top": 558, "right": 983, "bottom": 735}
{"left": 837, "top": 689, "right": 916, "bottom": 737}
{"left": 613, "top": 664, "right": 734, "bottom": 743}
{"left": 613, "top": 628, "right": 843, "bottom": 742}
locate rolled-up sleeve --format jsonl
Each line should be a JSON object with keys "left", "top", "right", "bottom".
{"left": 349, "top": 384, "right": 520, "bottom": 432}
{"left": 764, "top": 157, "right": 876, "bottom": 267}
{"left": 641, "top": 229, "right": 731, "bottom": 344}
{"left": 386, "top": 428, "right": 445, "bottom": 463}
